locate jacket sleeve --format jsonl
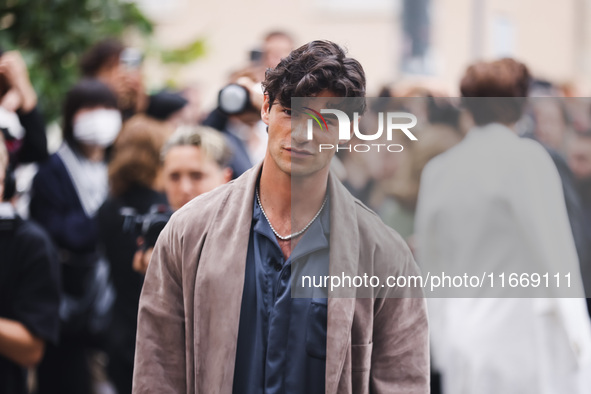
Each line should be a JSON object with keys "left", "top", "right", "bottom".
{"left": 13, "top": 220, "right": 61, "bottom": 345}
{"left": 17, "top": 106, "right": 48, "bottom": 164}
{"left": 133, "top": 218, "right": 187, "bottom": 393}
{"left": 371, "top": 236, "right": 430, "bottom": 393}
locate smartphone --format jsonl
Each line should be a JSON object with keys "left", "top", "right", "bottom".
{"left": 250, "top": 49, "right": 263, "bottom": 63}
{"left": 120, "top": 47, "right": 143, "bottom": 70}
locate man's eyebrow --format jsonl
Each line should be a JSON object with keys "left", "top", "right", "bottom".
{"left": 290, "top": 107, "right": 307, "bottom": 115}
{"left": 325, "top": 98, "right": 349, "bottom": 110}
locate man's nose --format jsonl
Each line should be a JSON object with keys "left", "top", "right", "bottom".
{"left": 291, "top": 119, "right": 309, "bottom": 144}
{"left": 180, "top": 177, "right": 193, "bottom": 194}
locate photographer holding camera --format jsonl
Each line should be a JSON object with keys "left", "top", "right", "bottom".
{"left": 97, "top": 114, "right": 170, "bottom": 394}
{"left": 131, "top": 124, "right": 232, "bottom": 274}
{"left": 80, "top": 39, "right": 147, "bottom": 120}
{"left": 204, "top": 31, "right": 294, "bottom": 178}
{"left": 97, "top": 122, "right": 230, "bottom": 391}
{"left": 80, "top": 39, "right": 190, "bottom": 126}
{"left": 0, "top": 49, "right": 48, "bottom": 201}
{"left": 0, "top": 136, "right": 60, "bottom": 394}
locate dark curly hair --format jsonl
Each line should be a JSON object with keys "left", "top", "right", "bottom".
{"left": 80, "top": 38, "right": 124, "bottom": 78}
{"left": 262, "top": 40, "right": 366, "bottom": 113}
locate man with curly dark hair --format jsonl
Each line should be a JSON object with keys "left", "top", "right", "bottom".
{"left": 133, "top": 40, "right": 429, "bottom": 394}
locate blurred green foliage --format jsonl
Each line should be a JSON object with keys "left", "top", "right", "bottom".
{"left": 0, "top": 0, "right": 154, "bottom": 121}
{"left": 160, "top": 39, "right": 206, "bottom": 65}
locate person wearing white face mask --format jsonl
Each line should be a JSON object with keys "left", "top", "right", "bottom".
{"left": 29, "top": 79, "right": 121, "bottom": 394}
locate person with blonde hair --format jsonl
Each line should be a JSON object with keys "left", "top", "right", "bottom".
{"left": 129, "top": 125, "right": 233, "bottom": 276}
{"left": 159, "top": 124, "right": 232, "bottom": 210}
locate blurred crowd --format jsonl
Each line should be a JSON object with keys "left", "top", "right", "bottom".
{"left": 2, "top": 31, "right": 591, "bottom": 394}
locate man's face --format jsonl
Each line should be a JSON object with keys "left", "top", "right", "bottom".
{"left": 96, "top": 58, "right": 124, "bottom": 90}
{"left": 533, "top": 101, "right": 566, "bottom": 151}
{"left": 262, "top": 36, "right": 293, "bottom": 69}
{"left": 96, "top": 57, "right": 142, "bottom": 104}
{"left": 162, "top": 145, "right": 231, "bottom": 211}
{"left": 261, "top": 90, "right": 345, "bottom": 179}
{"left": 568, "top": 135, "right": 591, "bottom": 181}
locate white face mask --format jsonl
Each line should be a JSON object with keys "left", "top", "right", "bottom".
{"left": 0, "top": 105, "right": 25, "bottom": 140}
{"left": 73, "top": 108, "right": 122, "bottom": 147}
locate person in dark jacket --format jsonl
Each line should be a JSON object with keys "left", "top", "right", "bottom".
{"left": 0, "top": 138, "right": 60, "bottom": 394}
{"left": 567, "top": 131, "right": 591, "bottom": 315}
{"left": 29, "top": 79, "right": 122, "bottom": 394}
{"left": 523, "top": 96, "right": 591, "bottom": 313}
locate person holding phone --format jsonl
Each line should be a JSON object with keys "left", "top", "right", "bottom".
{"left": 80, "top": 39, "right": 146, "bottom": 119}
{"left": 0, "top": 49, "right": 48, "bottom": 201}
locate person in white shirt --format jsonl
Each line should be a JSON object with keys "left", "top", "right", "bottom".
{"left": 415, "top": 58, "right": 591, "bottom": 394}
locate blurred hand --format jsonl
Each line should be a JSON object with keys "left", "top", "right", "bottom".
{"left": 0, "top": 51, "right": 37, "bottom": 112}
{"left": 0, "top": 89, "right": 23, "bottom": 112}
{"left": 115, "top": 69, "right": 147, "bottom": 113}
{"left": 132, "top": 237, "right": 153, "bottom": 275}
{"left": 132, "top": 248, "right": 153, "bottom": 275}
{"left": 235, "top": 76, "right": 264, "bottom": 111}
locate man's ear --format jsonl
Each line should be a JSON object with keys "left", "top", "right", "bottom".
{"left": 261, "top": 94, "right": 271, "bottom": 125}
{"left": 222, "top": 167, "right": 233, "bottom": 183}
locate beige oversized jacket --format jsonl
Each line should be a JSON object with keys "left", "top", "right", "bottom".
{"left": 133, "top": 163, "right": 429, "bottom": 393}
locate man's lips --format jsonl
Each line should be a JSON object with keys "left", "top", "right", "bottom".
{"left": 285, "top": 147, "right": 314, "bottom": 157}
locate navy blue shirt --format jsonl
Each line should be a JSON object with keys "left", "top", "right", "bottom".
{"left": 232, "top": 193, "right": 330, "bottom": 394}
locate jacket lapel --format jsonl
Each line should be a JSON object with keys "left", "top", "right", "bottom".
{"left": 193, "top": 163, "right": 261, "bottom": 392}
{"left": 194, "top": 164, "right": 358, "bottom": 393}
{"left": 325, "top": 173, "right": 360, "bottom": 394}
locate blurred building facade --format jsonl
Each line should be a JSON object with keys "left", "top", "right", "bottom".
{"left": 135, "top": 0, "right": 591, "bottom": 100}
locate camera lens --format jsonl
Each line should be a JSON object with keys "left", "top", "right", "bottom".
{"left": 218, "top": 84, "right": 250, "bottom": 115}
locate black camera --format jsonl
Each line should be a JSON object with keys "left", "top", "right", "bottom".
{"left": 218, "top": 83, "right": 253, "bottom": 115}
{"left": 120, "top": 204, "right": 172, "bottom": 250}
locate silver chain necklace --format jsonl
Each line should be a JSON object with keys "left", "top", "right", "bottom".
{"left": 255, "top": 188, "right": 328, "bottom": 241}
